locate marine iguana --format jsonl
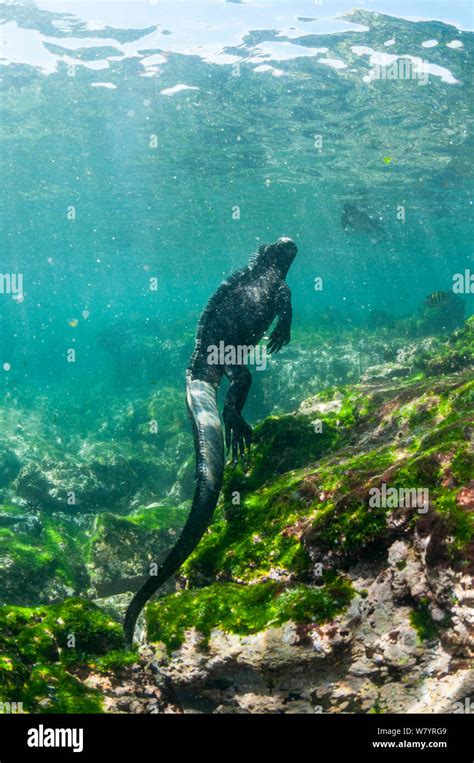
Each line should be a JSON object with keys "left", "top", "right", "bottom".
{"left": 123, "top": 236, "right": 298, "bottom": 645}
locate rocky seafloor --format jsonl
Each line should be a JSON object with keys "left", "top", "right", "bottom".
{"left": 0, "top": 317, "right": 472, "bottom": 714}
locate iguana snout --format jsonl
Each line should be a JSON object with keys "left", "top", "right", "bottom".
{"left": 265, "top": 237, "right": 297, "bottom": 276}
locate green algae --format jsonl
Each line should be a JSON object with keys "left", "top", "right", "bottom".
{"left": 451, "top": 450, "right": 474, "bottom": 485}
{"left": 0, "top": 598, "right": 135, "bottom": 713}
{"left": 432, "top": 490, "right": 473, "bottom": 558}
{"left": 89, "top": 505, "right": 186, "bottom": 544}
{"left": 309, "top": 496, "right": 388, "bottom": 556}
{"left": 417, "top": 315, "right": 474, "bottom": 375}
{"left": 409, "top": 603, "right": 440, "bottom": 643}
{"left": 185, "top": 357, "right": 473, "bottom": 593}
{"left": 0, "top": 509, "right": 91, "bottom": 604}
{"left": 147, "top": 576, "right": 354, "bottom": 652}
{"left": 224, "top": 412, "right": 342, "bottom": 497}
{"left": 222, "top": 388, "right": 373, "bottom": 504}
{"left": 183, "top": 470, "right": 313, "bottom": 584}
{"left": 127, "top": 504, "right": 187, "bottom": 531}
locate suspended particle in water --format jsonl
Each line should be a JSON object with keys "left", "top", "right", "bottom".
{"left": 3, "top": 363, "right": 11, "bottom": 372}
{"left": 68, "top": 319, "right": 79, "bottom": 327}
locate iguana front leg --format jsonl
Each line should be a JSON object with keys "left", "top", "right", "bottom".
{"left": 267, "top": 283, "right": 292, "bottom": 354}
{"left": 223, "top": 365, "right": 252, "bottom": 466}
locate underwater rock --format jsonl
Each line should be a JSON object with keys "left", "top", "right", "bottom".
{"left": 366, "top": 309, "right": 396, "bottom": 330}
{"left": 0, "top": 319, "right": 472, "bottom": 714}
{"left": 0, "top": 598, "right": 139, "bottom": 713}
{"left": 414, "top": 315, "right": 474, "bottom": 376}
{"left": 138, "top": 322, "right": 473, "bottom": 713}
{"left": 0, "top": 445, "right": 21, "bottom": 488}
{"left": 88, "top": 508, "right": 186, "bottom": 598}
{"left": 0, "top": 506, "right": 91, "bottom": 606}
{"left": 256, "top": 334, "right": 383, "bottom": 414}
{"left": 360, "top": 362, "right": 412, "bottom": 382}
{"left": 7, "top": 436, "right": 187, "bottom": 515}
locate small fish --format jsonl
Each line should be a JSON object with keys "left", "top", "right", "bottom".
{"left": 341, "top": 203, "right": 384, "bottom": 243}
{"left": 68, "top": 318, "right": 79, "bottom": 327}
{"left": 424, "top": 290, "right": 453, "bottom": 308}
{"left": 383, "top": 156, "right": 393, "bottom": 165}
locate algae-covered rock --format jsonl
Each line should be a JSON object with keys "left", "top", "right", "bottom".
{"left": 414, "top": 314, "right": 474, "bottom": 376}
{"left": 361, "top": 363, "right": 412, "bottom": 382}
{"left": 0, "top": 497, "right": 188, "bottom": 607}
{"left": 88, "top": 505, "right": 186, "bottom": 597}
{"left": 1, "top": 318, "right": 472, "bottom": 714}
{"left": 0, "top": 393, "right": 193, "bottom": 513}
{"left": 140, "top": 319, "right": 473, "bottom": 713}
{"left": 0, "top": 598, "right": 133, "bottom": 713}
{"left": 0, "top": 507, "right": 91, "bottom": 606}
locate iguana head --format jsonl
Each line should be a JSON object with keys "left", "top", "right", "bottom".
{"left": 263, "top": 237, "right": 297, "bottom": 277}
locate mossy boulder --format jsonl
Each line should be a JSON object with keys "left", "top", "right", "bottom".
{"left": 0, "top": 507, "right": 91, "bottom": 605}
{"left": 147, "top": 576, "right": 354, "bottom": 652}
{"left": 88, "top": 506, "right": 186, "bottom": 596}
{"left": 413, "top": 315, "right": 473, "bottom": 376}
{"left": 144, "top": 322, "right": 473, "bottom": 654}
{"left": 0, "top": 598, "right": 134, "bottom": 713}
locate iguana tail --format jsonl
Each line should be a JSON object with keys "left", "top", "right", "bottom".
{"left": 123, "top": 376, "right": 224, "bottom": 646}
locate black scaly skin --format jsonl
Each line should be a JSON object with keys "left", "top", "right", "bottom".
{"left": 123, "top": 237, "right": 297, "bottom": 645}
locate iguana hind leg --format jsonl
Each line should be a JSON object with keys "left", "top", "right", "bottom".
{"left": 223, "top": 365, "right": 252, "bottom": 466}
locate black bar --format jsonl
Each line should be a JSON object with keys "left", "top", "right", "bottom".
{"left": 0, "top": 712, "right": 471, "bottom": 761}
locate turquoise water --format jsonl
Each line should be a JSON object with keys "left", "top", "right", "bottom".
{"left": 1, "top": 1, "right": 472, "bottom": 409}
